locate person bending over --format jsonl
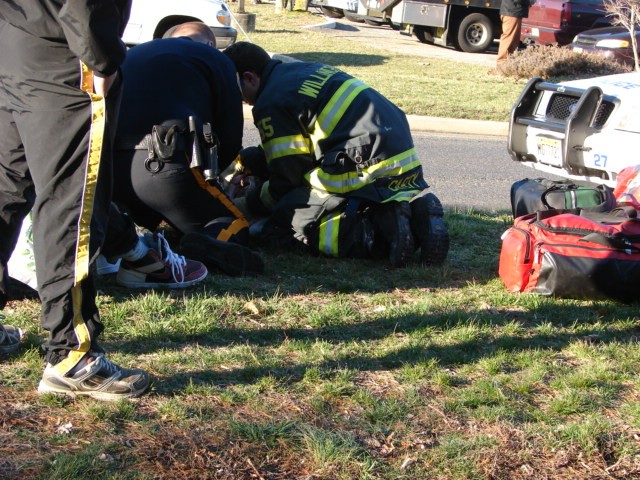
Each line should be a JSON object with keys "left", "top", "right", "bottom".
{"left": 224, "top": 42, "right": 449, "bottom": 268}
{"left": 113, "top": 22, "right": 263, "bottom": 277}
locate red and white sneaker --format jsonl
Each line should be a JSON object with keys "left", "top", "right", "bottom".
{"left": 116, "top": 232, "right": 207, "bottom": 288}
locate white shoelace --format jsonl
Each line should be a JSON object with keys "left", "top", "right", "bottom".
{"left": 93, "top": 354, "right": 121, "bottom": 376}
{"left": 154, "top": 232, "right": 187, "bottom": 283}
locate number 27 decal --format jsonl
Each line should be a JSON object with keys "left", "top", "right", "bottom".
{"left": 592, "top": 153, "right": 608, "bottom": 167}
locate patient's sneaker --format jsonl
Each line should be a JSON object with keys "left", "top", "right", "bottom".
{"left": 410, "top": 192, "right": 450, "bottom": 266}
{"left": 179, "top": 231, "right": 264, "bottom": 277}
{"left": 369, "top": 201, "right": 415, "bottom": 268}
{"left": 116, "top": 232, "right": 207, "bottom": 288}
{"left": 96, "top": 254, "right": 121, "bottom": 275}
{"left": 38, "top": 353, "right": 149, "bottom": 401}
{"left": 0, "top": 320, "right": 24, "bottom": 357}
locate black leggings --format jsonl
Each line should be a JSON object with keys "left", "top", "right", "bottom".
{"left": 113, "top": 150, "right": 241, "bottom": 235}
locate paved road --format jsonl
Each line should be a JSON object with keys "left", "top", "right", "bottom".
{"left": 242, "top": 126, "right": 557, "bottom": 213}
{"left": 304, "top": 11, "right": 499, "bottom": 68}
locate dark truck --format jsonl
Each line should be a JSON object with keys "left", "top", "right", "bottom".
{"left": 313, "top": 0, "right": 609, "bottom": 53}
{"left": 358, "top": 0, "right": 502, "bottom": 53}
{"left": 312, "top": 0, "right": 500, "bottom": 52}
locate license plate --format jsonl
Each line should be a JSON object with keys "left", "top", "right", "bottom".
{"left": 573, "top": 47, "right": 584, "bottom": 53}
{"left": 536, "top": 137, "right": 562, "bottom": 166}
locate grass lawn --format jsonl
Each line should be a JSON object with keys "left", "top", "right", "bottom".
{"left": 2, "top": 210, "right": 640, "bottom": 479}
{"left": 233, "top": 3, "right": 526, "bottom": 121}
{"left": 2, "top": 7, "right": 640, "bottom": 480}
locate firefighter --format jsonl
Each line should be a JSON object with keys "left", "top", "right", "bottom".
{"left": 0, "top": 0, "right": 150, "bottom": 398}
{"left": 224, "top": 42, "right": 449, "bottom": 267}
{"left": 112, "top": 22, "right": 264, "bottom": 277}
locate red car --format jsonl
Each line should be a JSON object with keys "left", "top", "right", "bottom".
{"left": 570, "top": 26, "right": 640, "bottom": 66}
{"left": 521, "top": 0, "right": 610, "bottom": 46}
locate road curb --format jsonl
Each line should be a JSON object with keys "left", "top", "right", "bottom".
{"left": 255, "top": 17, "right": 509, "bottom": 136}
{"left": 243, "top": 105, "right": 508, "bottom": 137}
{"left": 407, "top": 114, "right": 508, "bottom": 136}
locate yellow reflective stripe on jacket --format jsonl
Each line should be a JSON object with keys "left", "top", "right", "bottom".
{"left": 263, "top": 134, "right": 311, "bottom": 161}
{"left": 258, "top": 181, "right": 278, "bottom": 210}
{"left": 384, "top": 190, "right": 419, "bottom": 203}
{"left": 305, "top": 148, "right": 421, "bottom": 194}
{"left": 318, "top": 211, "right": 341, "bottom": 257}
{"left": 310, "top": 78, "right": 369, "bottom": 145}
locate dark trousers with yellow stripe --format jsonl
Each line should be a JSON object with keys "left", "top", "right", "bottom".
{"left": 0, "top": 20, "right": 117, "bottom": 372}
{"left": 113, "top": 149, "right": 248, "bottom": 242}
{"left": 270, "top": 187, "right": 372, "bottom": 258}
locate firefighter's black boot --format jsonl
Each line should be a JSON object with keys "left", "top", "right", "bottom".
{"left": 410, "top": 192, "right": 449, "bottom": 266}
{"left": 179, "top": 231, "right": 264, "bottom": 276}
{"left": 369, "top": 201, "right": 415, "bottom": 268}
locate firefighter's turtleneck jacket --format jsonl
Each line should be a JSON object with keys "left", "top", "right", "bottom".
{"left": 246, "top": 59, "right": 427, "bottom": 216}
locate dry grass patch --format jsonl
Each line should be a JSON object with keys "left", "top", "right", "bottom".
{"left": 495, "top": 44, "right": 631, "bottom": 80}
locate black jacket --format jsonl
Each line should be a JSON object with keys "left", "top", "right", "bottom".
{"left": 116, "top": 37, "right": 244, "bottom": 172}
{"left": 0, "top": 0, "right": 131, "bottom": 76}
{"left": 500, "top": 0, "right": 529, "bottom": 18}
{"left": 247, "top": 59, "right": 427, "bottom": 214}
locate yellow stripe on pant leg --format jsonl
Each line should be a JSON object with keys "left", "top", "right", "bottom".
{"left": 75, "top": 63, "right": 105, "bottom": 285}
{"left": 318, "top": 211, "right": 341, "bottom": 257}
{"left": 54, "top": 63, "right": 103, "bottom": 374}
{"left": 52, "top": 285, "right": 92, "bottom": 375}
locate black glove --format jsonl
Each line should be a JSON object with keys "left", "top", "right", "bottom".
{"left": 239, "top": 146, "right": 268, "bottom": 178}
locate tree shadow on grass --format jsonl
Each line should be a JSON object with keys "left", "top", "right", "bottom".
{"left": 109, "top": 298, "right": 640, "bottom": 396}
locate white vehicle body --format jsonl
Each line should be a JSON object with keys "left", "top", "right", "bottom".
{"left": 508, "top": 72, "right": 640, "bottom": 188}
{"left": 122, "top": 0, "right": 237, "bottom": 49}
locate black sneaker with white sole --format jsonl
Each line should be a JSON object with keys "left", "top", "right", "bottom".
{"left": 410, "top": 192, "right": 450, "bottom": 266}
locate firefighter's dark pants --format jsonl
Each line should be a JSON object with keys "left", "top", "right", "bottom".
{"left": 269, "top": 187, "right": 372, "bottom": 258}
{"left": 0, "top": 20, "right": 119, "bottom": 373}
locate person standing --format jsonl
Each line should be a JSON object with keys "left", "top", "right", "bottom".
{"left": 0, "top": 0, "right": 150, "bottom": 399}
{"left": 497, "top": 0, "right": 530, "bottom": 67}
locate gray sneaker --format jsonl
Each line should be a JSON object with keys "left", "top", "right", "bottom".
{"left": 0, "top": 322, "right": 24, "bottom": 357}
{"left": 38, "top": 354, "right": 150, "bottom": 401}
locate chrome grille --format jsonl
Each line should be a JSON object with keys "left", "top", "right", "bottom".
{"left": 574, "top": 37, "right": 598, "bottom": 47}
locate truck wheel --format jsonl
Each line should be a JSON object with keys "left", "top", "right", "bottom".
{"left": 344, "top": 12, "right": 365, "bottom": 23}
{"left": 364, "top": 18, "right": 386, "bottom": 26}
{"left": 320, "top": 6, "right": 344, "bottom": 18}
{"left": 453, "top": 13, "right": 494, "bottom": 53}
{"left": 414, "top": 26, "right": 435, "bottom": 44}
